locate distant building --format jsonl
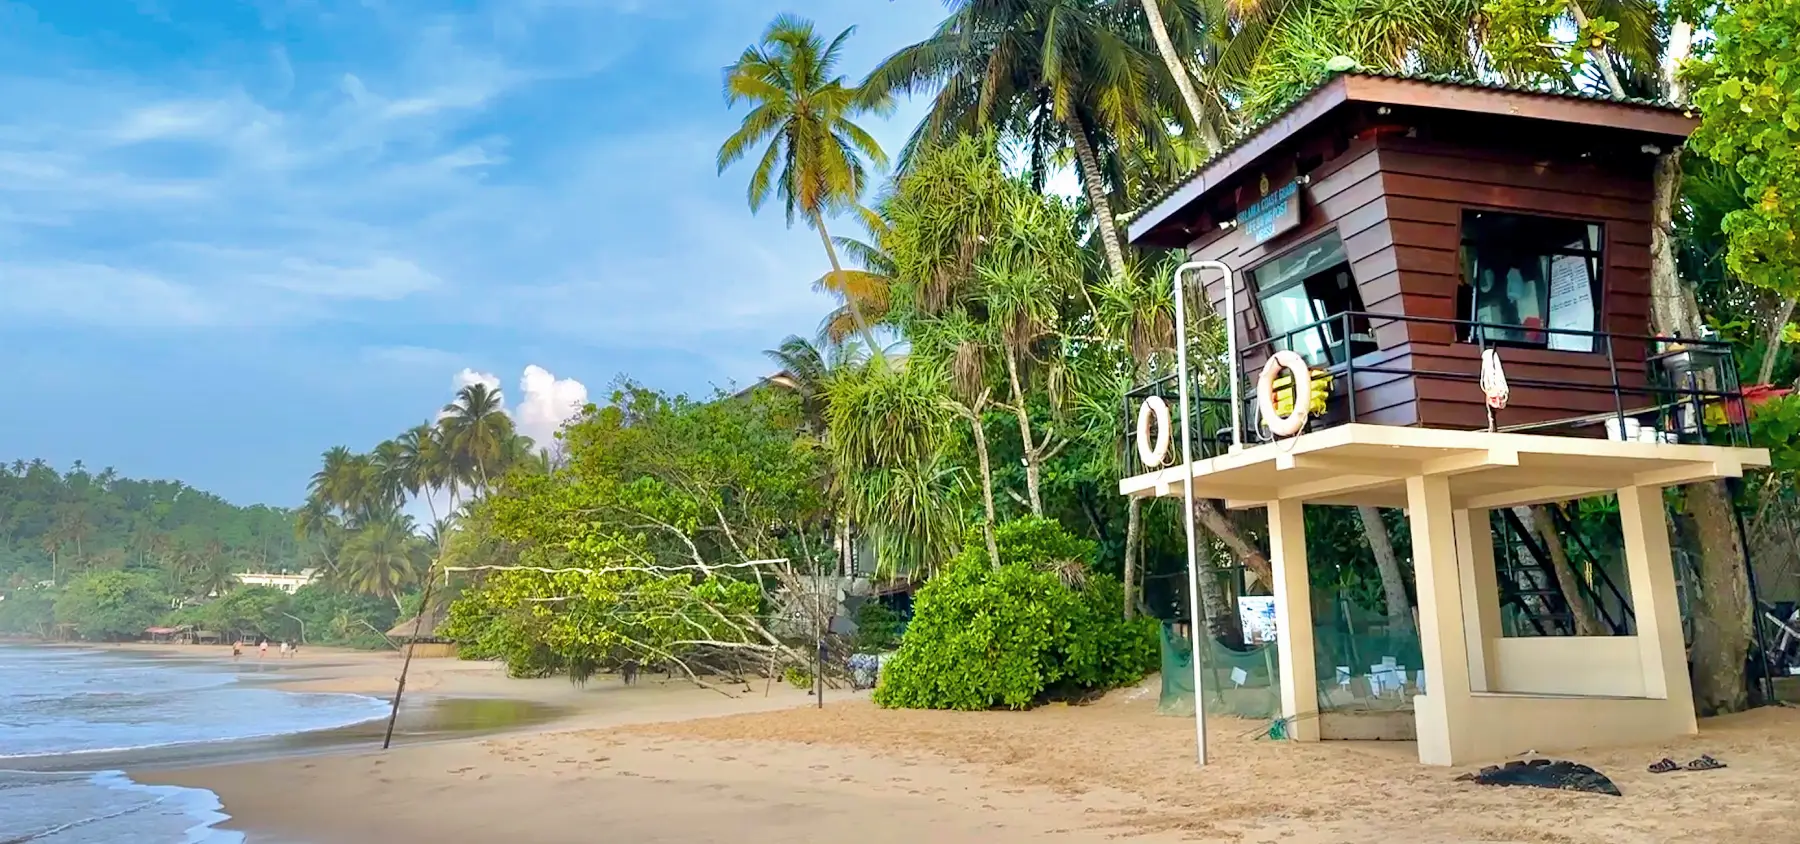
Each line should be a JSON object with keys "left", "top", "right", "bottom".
{"left": 234, "top": 569, "right": 320, "bottom": 594}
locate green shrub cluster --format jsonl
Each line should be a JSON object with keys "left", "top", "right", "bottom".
{"left": 873, "top": 517, "right": 1158, "bottom": 710}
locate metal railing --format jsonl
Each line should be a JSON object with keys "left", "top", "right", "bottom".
{"left": 1122, "top": 310, "right": 1749, "bottom": 470}
{"left": 1123, "top": 372, "right": 1236, "bottom": 478}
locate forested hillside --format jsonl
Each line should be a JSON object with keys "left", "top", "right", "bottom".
{"left": 0, "top": 459, "right": 302, "bottom": 588}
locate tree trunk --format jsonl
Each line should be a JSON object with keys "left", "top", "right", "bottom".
{"left": 1188, "top": 525, "right": 1244, "bottom": 646}
{"left": 1687, "top": 483, "right": 1752, "bottom": 715}
{"left": 1137, "top": 0, "right": 1221, "bottom": 151}
{"left": 1755, "top": 296, "right": 1796, "bottom": 385}
{"left": 813, "top": 213, "right": 882, "bottom": 355}
{"left": 1357, "top": 506, "right": 1412, "bottom": 631}
{"left": 1003, "top": 350, "right": 1044, "bottom": 516}
{"left": 1124, "top": 496, "right": 1142, "bottom": 618}
{"left": 1650, "top": 152, "right": 1703, "bottom": 338}
{"left": 1649, "top": 19, "right": 1754, "bottom": 713}
{"left": 967, "top": 399, "right": 1002, "bottom": 568}
{"left": 1514, "top": 506, "right": 1604, "bottom": 637}
{"left": 1064, "top": 113, "right": 1129, "bottom": 281}
{"left": 1565, "top": 1, "right": 1626, "bottom": 98}
{"left": 1191, "top": 498, "right": 1272, "bottom": 589}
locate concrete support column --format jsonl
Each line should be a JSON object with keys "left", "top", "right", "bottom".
{"left": 1453, "top": 508, "right": 1500, "bottom": 692}
{"left": 1267, "top": 497, "right": 1319, "bottom": 741}
{"left": 1407, "top": 474, "right": 1474, "bottom": 765}
{"left": 1616, "top": 485, "right": 1697, "bottom": 731}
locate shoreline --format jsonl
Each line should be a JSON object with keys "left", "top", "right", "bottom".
{"left": 25, "top": 642, "right": 1800, "bottom": 842}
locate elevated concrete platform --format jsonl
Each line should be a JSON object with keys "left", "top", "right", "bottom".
{"left": 1127, "top": 423, "right": 1770, "bottom": 766}
{"left": 1118, "top": 423, "right": 1769, "bottom": 510}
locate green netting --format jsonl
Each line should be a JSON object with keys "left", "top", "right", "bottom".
{"left": 1313, "top": 603, "right": 1424, "bottom": 713}
{"left": 1157, "top": 603, "right": 1426, "bottom": 719}
{"left": 1158, "top": 621, "right": 1281, "bottom": 718}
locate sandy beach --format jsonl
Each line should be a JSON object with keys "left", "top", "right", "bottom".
{"left": 117, "top": 644, "right": 1800, "bottom": 844}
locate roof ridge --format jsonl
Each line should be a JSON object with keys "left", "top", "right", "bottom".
{"left": 1121, "top": 70, "right": 1687, "bottom": 230}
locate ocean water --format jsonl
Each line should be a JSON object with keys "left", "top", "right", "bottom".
{"left": 0, "top": 645, "right": 391, "bottom": 843}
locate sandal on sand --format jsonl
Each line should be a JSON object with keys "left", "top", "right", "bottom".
{"left": 1648, "top": 758, "right": 1680, "bottom": 774}
{"left": 1684, "top": 755, "right": 1726, "bottom": 771}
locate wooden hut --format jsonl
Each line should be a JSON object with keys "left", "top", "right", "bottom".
{"left": 1118, "top": 73, "right": 1771, "bottom": 768}
{"left": 1128, "top": 72, "right": 1723, "bottom": 437}
{"left": 388, "top": 608, "right": 456, "bottom": 659}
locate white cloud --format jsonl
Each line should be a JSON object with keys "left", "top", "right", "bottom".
{"left": 442, "top": 365, "right": 586, "bottom": 448}
{"left": 516, "top": 364, "right": 589, "bottom": 447}
{"left": 452, "top": 367, "right": 502, "bottom": 394}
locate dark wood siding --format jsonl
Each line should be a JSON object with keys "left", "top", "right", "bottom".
{"left": 1374, "top": 135, "right": 1655, "bottom": 431}
{"left": 1178, "top": 118, "right": 1660, "bottom": 435}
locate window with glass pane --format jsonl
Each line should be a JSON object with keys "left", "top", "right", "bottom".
{"left": 1459, "top": 211, "right": 1604, "bottom": 352}
{"left": 1250, "top": 233, "right": 1375, "bottom": 368}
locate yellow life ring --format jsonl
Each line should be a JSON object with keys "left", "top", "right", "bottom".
{"left": 1258, "top": 351, "right": 1312, "bottom": 438}
{"left": 1136, "top": 396, "right": 1172, "bottom": 466}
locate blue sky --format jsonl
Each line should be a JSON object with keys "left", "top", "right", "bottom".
{"left": 0, "top": 0, "right": 942, "bottom": 508}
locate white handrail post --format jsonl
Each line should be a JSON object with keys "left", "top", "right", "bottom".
{"left": 1170, "top": 259, "right": 1238, "bottom": 768}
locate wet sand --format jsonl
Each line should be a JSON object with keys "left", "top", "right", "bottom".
{"left": 118, "top": 646, "right": 1800, "bottom": 843}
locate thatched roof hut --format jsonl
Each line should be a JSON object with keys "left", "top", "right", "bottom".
{"left": 387, "top": 606, "right": 449, "bottom": 643}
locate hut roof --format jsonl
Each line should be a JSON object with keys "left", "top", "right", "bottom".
{"left": 387, "top": 607, "right": 448, "bottom": 641}
{"left": 1125, "top": 71, "right": 1695, "bottom": 247}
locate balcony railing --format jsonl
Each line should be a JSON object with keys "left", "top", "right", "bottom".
{"left": 1123, "top": 310, "right": 1749, "bottom": 478}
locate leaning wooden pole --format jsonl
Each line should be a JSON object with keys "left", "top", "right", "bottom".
{"left": 382, "top": 566, "right": 438, "bottom": 750}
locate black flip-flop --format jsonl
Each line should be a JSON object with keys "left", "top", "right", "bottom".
{"left": 1684, "top": 755, "right": 1726, "bottom": 771}
{"left": 1648, "top": 758, "right": 1680, "bottom": 773}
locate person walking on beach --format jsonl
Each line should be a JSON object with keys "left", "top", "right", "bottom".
{"left": 232, "top": 641, "right": 242, "bottom": 661}
{"left": 258, "top": 640, "right": 268, "bottom": 660}
{"left": 279, "top": 640, "right": 290, "bottom": 659}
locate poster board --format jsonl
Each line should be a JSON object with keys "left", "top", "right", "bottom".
{"left": 1238, "top": 596, "right": 1278, "bottom": 644}
{"left": 1546, "top": 254, "right": 1595, "bottom": 352}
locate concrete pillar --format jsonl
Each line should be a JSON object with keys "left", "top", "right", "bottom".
{"left": 1616, "top": 485, "right": 1697, "bottom": 732}
{"left": 1406, "top": 475, "right": 1474, "bottom": 765}
{"left": 1267, "top": 497, "right": 1319, "bottom": 741}
{"left": 1453, "top": 509, "right": 1500, "bottom": 692}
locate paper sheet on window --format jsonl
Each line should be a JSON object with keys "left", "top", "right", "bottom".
{"left": 1546, "top": 254, "right": 1594, "bottom": 351}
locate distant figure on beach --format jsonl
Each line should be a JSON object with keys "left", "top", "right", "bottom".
{"left": 258, "top": 640, "right": 268, "bottom": 659}
{"left": 279, "top": 641, "right": 290, "bottom": 658}
{"left": 290, "top": 641, "right": 299, "bottom": 658}
{"left": 621, "top": 658, "right": 639, "bottom": 685}
{"left": 232, "top": 642, "right": 242, "bottom": 661}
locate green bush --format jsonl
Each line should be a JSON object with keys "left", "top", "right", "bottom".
{"left": 851, "top": 601, "right": 903, "bottom": 652}
{"left": 785, "top": 664, "right": 813, "bottom": 689}
{"left": 54, "top": 571, "right": 169, "bottom": 641}
{"left": 873, "top": 517, "right": 1158, "bottom": 711}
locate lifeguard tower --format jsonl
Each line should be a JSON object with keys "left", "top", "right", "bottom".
{"left": 1120, "top": 73, "right": 1770, "bottom": 767}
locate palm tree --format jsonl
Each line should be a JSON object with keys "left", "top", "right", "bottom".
{"left": 339, "top": 514, "right": 425, "bottom": 610}
{"left": 815, "top": 205, "right": 896, "bottom": 345}
{"left": 1136, "top": 0, "right": 1224, "bottom": 148}
{"left": 863, "top": 0, "right": 1174, "bottom": 281}
{"left": 193, "top": 549, "right": 237, "bottom": 599}
{"left": 439, "top": 383, "right": 512, "bottom": 494}
{"left": 719, "top": 14, "right": 890, "bottom": 351}
{"left": 367, "top": 439, "right": 408, "bottom": 516}
{"left": 394, "top": 424, "right": 447, "bottom": 537}
{"left": 765, "top": 333, "right": 872, "bottom": 575}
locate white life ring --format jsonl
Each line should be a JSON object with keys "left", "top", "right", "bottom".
{"left": 1257, "top": 351, "right": 1312, "bottom": 438}
{"left": 1136, "top": 396, "right": 1172, "bottom": 466}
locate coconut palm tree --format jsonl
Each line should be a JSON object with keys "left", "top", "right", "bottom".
{"left": 863, "top": 0, "right": 1177, "bottom": 282}
{"left": 1135, "top": 0, "right": 1224, "bottom": 148}
{"left": 339, "top": 514, "right": 426, "bottom": 610}
{"left": 393, "top": 424, "right": 446, "bottom": 530}
{"left": 719, "top": 14, "right": 890, "bottom": 351}
{"left": 815, "top": 205, "right": 896, "bottom": 345}
{"left": 439, "top": 383, "right": 512, "bottom": 495}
